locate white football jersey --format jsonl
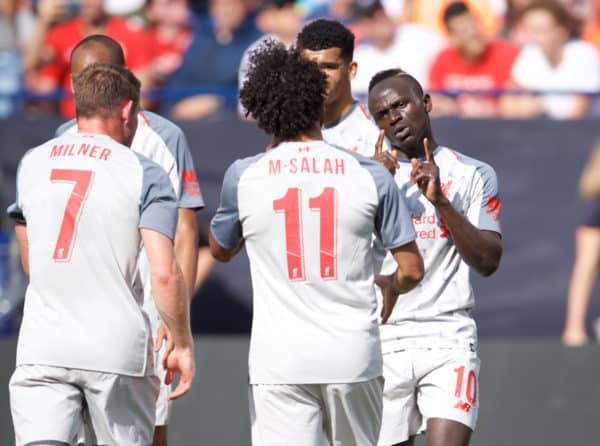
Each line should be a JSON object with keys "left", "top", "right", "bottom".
{"left": 322, "top": 101, "right": 390, "bottom": 157}
{"left": 376, "top": 146, "right": 501, "bottom": 352}
{"left": 211, "top": 140, "right": 416, "bottom": 384}
{"left": 56, "top": 111, "right": 204, "bottom": 335}
{"left": 14, "top": 132, "right": 178, "bottom": 376}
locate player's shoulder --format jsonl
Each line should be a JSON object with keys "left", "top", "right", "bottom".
{"left": 132, "top": 149, "right": 172, "bottom": 177}
{"left": 326, "top": 141, "right": 391, "bottom": 179}
{"left": 441, "top": 146, "right": 497, "bottom": 179}
{"left": 230, "top": 151, "right": 268, "bottom": 176}
{"left": 18, "top": 138, "right": 52, "bottom": 167}
{"left": 348, "top": 101, "right": 378, "bottom": 127}
{"left": 137, "top": 110, "right": 184, "bottom": 139}
{"left": 55, "top": 118, "right": 77, "bottom": 137}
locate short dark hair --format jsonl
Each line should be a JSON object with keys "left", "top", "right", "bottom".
{"left": 354, "top": 0, "right": 384, "bottom": 19}
{"left": 74, "top": 63, "right": 140, "bottom": 118}
{"left": 368, "top": 68, "right": 424, "bottom": 97}
{"left": 519, "top": 0, "right": 570, "bottom": 27}
{"left": 70, "top": 34, "right": 125, "bottom": 69}
{"left": 297, "top": 19, "right": 355, "bottom": 63}
{"left": 443, "top": 1, "right": 470, "bottom": 27}
{"left": 239, "top": 39, "right": 327, "bottom": 140}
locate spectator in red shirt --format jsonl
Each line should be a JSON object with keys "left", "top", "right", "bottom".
{"left": 145, "top": 0, "right": 193, "bottom": 85}
{"left": 25, "top": 0, "right": 154, "bottom": 118}
{"left": 428, "top": 1, "right": 520, "bottom": 118}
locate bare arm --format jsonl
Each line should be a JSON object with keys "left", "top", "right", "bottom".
{"left": 378, "top": 240, "right": 424, "bottom": 323}
{"left": 434, "top": 201, "right": 502, "bottom": 276}
{"left": 14, "top": 223, "right": 29, "bottom": 277}
{"left": 142, "top": 228, "right": 191, "bottom": 345}
{"left": 174, "top": 208, "right": 199, "bottom": 299}
{"left": 411, "top": 139, "right": 502, "bottom": 276}
{"left": 141, "top": 228, "right": 194, "bottom": 399}
{"left": 208, "top": 231, "right": 244, "bottom": 262}
{"left": 194, "top": 247, "right": 216, "bottom": 291}
{"left": 389, "top": 241, "right": 424, "bottom": 293}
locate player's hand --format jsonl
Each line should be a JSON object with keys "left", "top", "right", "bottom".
{"left": 371, "top": 129, "right": 399, "bottom": 176}
{"left": 155, "top": 321, "right": 175, "bottom": 367}
{"left": 375, "top": 274, "right": 400, "bottom": 324}
{"left": 164, "top": 342, "right": 196, "bottom": 400}
{"left": 410, "top": 138, "right": 443, "bottom": 204}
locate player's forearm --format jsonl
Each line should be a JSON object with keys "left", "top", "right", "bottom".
{"left": 194, "top": 247, "right": 216, "bottom": 292}
{"left": 435, "top": 199, "right": 502, "bottom": 276}
{"left": 152, "top": 260, "right": 193, "bottom": 347}
{"left": 390, "top": 241, "right": 424, "bottom": 294}
{"left": 174, "top": 209, "right": 199, "bottom": 299}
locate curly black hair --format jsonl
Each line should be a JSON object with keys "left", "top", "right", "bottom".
{"left": 368, "top": 68, "right": 424, "bottom": 98}
{"left": 239, "top": 39, "right": 327, "bottom": 140}
{"left": 297, "top": 19, "right": 355, "bottom": 63}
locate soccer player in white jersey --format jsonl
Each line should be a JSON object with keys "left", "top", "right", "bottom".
{"left": 295, "top": 20, "right": 395, "bottom": 160}
{"left": 367, "top": 69, "right": 503, "bottom": 446}
{"left": 54, "top": 35, "right": 205, "bottom": 446}
{"left": 8, "top": 64, "right": 195, "bottom": 446}
{"left": 211, "top": 40, "right": 424, "bottom": 446}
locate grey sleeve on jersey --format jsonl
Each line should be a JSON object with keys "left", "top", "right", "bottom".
{"left": 137, "top": 155, "right": 179, "bottom": 241}
{"left": 172, "top": 127, "right": 204, "bottom": 209}
{"left": 468, "top": 163, "right": 502, "bottom": 234}
{"left": 368, "top": 162, "right": 416, "bottom": 249}
{"left": 210, "top": 161, "right": 242, "bottom": 250}
{"left": 55, "top": 119, "right": 76, "bottom": 137}
{"left": 147, "top": 112, "right": 204, "bottom": 210}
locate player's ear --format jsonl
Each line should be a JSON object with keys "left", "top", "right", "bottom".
{"left": 423, "top": 94, "right": 432, "bottom": 113}
{"left": 121, "top": 99, "right": 135, "bottom": 124}
{"left": 348, "top": 61, "right": 358, "bottom": 80}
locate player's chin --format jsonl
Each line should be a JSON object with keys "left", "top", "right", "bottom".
{"left": 391, "top": 134, "right": 415, "bottom": 149}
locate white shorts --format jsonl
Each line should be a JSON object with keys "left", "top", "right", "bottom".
{"left": 249, "top": 377, "right": 384, "bottom": 446}
{"left": 10, "top": 364, "right": 160, "bottom": 446}
{"left": 378, "top": 348, "right": 480, "bottom": 446}
{"left": 154, "top": 341, "right": 173, "bottom": 426}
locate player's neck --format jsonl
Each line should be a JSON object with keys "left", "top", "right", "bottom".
{"left": 323, "top": 97, "right": 355, "bottom": 126}
{"left": 271, "top": 125, "right": 323, "bottom": 147}
{"left": 77, "top": 117, "right": 123, "bottom": 144}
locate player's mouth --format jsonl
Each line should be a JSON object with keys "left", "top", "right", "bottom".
{"left": 393, "top": 126, "right": 411, "bottom": 140}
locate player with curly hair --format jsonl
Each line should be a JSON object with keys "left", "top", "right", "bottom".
{"left": 211, "top": 41, "right": 424, "bottom": 445}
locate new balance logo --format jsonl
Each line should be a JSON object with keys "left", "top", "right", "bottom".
{"left": 454, "top": 400, "right": 472, "bottom": 413}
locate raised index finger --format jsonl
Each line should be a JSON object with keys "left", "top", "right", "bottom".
{"left": 423, "top": 137, "right": 435, "bottom": 164}
{"left": 375, "top": 129, "right": 385, "bottom": 155}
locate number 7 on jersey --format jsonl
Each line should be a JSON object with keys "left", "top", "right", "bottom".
{"left": 50, "top": 169, "right": 94, "bottom": 262}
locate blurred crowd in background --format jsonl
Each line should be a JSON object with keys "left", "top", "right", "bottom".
{"left": 1, "top": 0, "right": 600, "bottom": 121}
{"left": 2, "top": 0, "right": 600, "bottom": 342}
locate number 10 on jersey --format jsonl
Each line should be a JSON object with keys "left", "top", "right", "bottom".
{"left": 273, "top": 187, "right": 337, "bottom": 282}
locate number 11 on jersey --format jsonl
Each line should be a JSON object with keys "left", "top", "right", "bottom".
{"left": 273, "top": 187, "right": 337, "bottom": 282}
